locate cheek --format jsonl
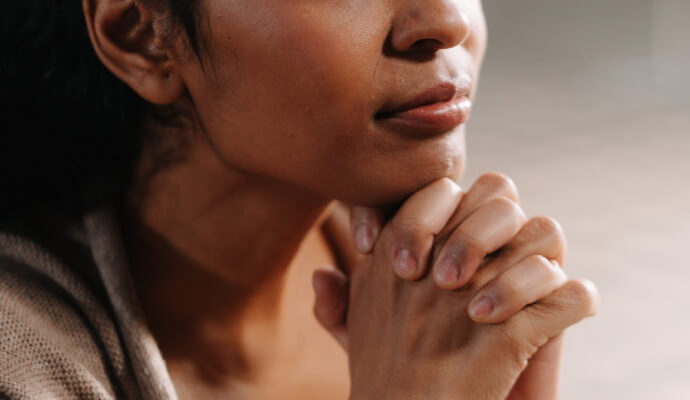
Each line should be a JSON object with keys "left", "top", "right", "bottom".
{"left": 185, "top": 5, "right": 386, "bottom": 178}
{"left": 206, "top": 1, "right": 385, "bottom": 120}
{"left": 262, "top": 12, "right": 386, "bottom": 132}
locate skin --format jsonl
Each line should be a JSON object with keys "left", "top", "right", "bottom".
{"left": 318, "top": 175, "right": 583, "bottom": 399}
{"left": 339, "top": 178, "right": 597, "bottom": 399}
{"left": 82, "top": 0, "right": 598, "bottom": 398}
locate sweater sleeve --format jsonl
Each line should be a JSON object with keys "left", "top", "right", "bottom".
{"left": 0, "top": 209, "right": 177, "bottom": 400}
{"left": 0, "top": 254, "right": 131, "bottom": 399}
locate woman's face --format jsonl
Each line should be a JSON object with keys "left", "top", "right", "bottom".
{"left": 176, "top": 0, "right": 486, "bottom": 206}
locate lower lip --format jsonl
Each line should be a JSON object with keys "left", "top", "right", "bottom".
{"left": 376, "top": 96, "right": 472, "bottom": 137}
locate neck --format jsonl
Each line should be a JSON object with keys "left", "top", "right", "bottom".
{"left": 121, "top": 124, "right": 334, "bottom": 383}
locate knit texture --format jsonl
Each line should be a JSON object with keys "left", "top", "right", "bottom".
{"left": 0, "top": 207, "right": 178, "bottom": 399}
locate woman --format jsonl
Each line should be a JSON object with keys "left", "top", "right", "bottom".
{"left": 0, "top": 0, "right": 598, "bottom": 399}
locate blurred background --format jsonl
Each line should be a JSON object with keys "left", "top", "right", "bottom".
{"left": 461, "top": 0, "right": 690, "bottom": 398}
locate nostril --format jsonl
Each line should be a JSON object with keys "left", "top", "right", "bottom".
{"left": 382, "top": 34, "right": 438, "bottom": 62}
{"left": 411, "top": 39, "right": 444, "bottom": 53}
{"left": 400, "top": 39, "right": 441, "bottom": 62}
{"left": 388, "top": 2, "right": 473, "bottom": 54}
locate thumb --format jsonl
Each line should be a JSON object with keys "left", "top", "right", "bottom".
{"left": 349, "top": 206, "right": 388, "bottom": 254}
{"left": 312, "top": 267, "right": 350, "bottom": 350}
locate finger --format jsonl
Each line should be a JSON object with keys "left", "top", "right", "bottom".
{"left": 321, "top": 202, "right": 365, "bottom": 276}
{"left": 500, "top": 279, "right": 599, "bottom": 359}
{"left": 473, "top": 216, "right": 567, "bottom": 288}
{"left": 437, "top": 172, "right": 520, "bottom": 240}
{"left": 468, "top": 255, "right": 567, "bottom": 323}
{"left": 386, "top": 177, "right": 464, "bottom": 280}
{"left": 502, "top": 215, "right": 567, "bottom": 267}
{"left": 350, "top": 206, "right": 386, "bottom": 254}
{"left": 432, "top": 196, "right": 527, "bottom": 289}
{"left": 312, "top": 268, "right": 350, "bottom": 350}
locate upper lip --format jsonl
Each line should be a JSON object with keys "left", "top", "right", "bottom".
{"left": 375, "top": 81, "right": 471, "bottom": 118}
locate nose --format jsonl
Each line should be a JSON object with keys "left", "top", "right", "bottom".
{"left": 390, "top": 0, "right": 472, "bottom": 54}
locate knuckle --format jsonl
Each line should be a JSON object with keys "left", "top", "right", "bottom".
{"left": 391, "top": 216, "right": 425, "bottom": 237}
{"left": 494, "top": 278, "right": 521, "bottom": 304}
{"left": 491, "top": 196, "right": 527, "bottom": 222}
{"left": 391, "top": 216, "right": 431, "bottom": 253}
{"left": 487, "top": 195, "right": 515, "bottom": 208}
{"left": 529, "top": 254, "right": 567, "bottom": 283}
{"left": 524, "top": 216, "right": 567, "bottom": 261}
{"left": 437, "top": 176, "right": 462, "bottom": 193}
{"left": 527, "top": 215, "right": 565, "bottom": 241}
{"left": 453, "top": 230, "right": 487, "bottom": 257}
{"left": 563, "top": 279, "right": 600, "bottom": 317}
{"left": 530, "top": 254, "right": 554, "bottom": 271}
{"left": 477, "top": 172, "right": 519, "bottom": 200}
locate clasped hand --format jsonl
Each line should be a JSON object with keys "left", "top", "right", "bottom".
{"left": 312, "top": 173, "right": 599, "bottom": 399}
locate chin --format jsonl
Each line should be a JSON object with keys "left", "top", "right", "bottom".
{"left": 332, "top": 157, "right": 466, "bottom": 208}
{"left": 311, "top": 127, "right": 467, "bottom": 206}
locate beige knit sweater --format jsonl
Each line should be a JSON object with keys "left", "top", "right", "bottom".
{"left": 0, "top": 207, "right": 178, "bottom": 400}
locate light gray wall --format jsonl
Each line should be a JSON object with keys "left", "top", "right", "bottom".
{"left": 652, "top": 0, "right": 690, "bottom": 105}
{"left": 476, "top": 0, "right": 688, "bottom": 125}
{"left": 463, "top": 2, "right": 690, "bottom": 399}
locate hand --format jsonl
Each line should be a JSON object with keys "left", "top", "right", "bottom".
{"left": 315, "top": 172, "right": 564, "bottom": 332}
{"left": 313, "top": 176, "right": 599, "bottom": 398}
{"left": 349, "top": 172, "right": 531, "bottom": 288}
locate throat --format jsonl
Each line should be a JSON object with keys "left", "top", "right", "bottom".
{"left": 163, "top": 222, "right": 350, "bottom": 398}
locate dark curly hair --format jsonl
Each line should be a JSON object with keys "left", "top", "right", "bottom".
{"left": 0, "top": 0, "right": 201, "bottom": 219}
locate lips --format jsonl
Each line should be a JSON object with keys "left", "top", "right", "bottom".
{"left": 375, "top": 82, "right": 472, "bottom": 137}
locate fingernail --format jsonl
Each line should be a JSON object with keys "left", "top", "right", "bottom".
{"left": 393, "top": 248, "right": 417, "bottom": 277}
{"left": 435, "top": 257, "right": 460, "bottom": 284}
{"left": 355, "top": 224, "right": 374, "bottom": 253}
{"left": 469, "top": 296, "right": 495, "bottom": 320}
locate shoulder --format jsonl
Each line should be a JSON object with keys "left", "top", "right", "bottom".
{"left": 0, "top": 232, "right": 130, "bottom": 399}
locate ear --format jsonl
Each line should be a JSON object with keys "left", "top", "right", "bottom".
{"left": 82, "top": 0, "right": 185, "bottom": 105}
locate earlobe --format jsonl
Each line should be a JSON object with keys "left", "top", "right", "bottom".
{"left": 82, "top": 0, "right": 185, "bottom": 105}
